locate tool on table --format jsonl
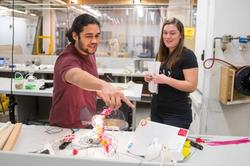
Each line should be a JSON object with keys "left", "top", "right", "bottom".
{"left": 39, "top": 82, "right": 53, "bottom": 90}
{"left": 59, "top": 140, "right": 72, "bottom": 150}
{"left": 59, "top": 128, "right": 78, "bottom": 150}
{"left": 187, "top": 139, "right": 203, "bottom": 150}
{"left": 40, "top": 149, "right": 50, "bottom": 154}
{"left": 30, "top": 143, "right": 54, "bottom": 154}
{"left": 187, "top": 136, "right": 211, "bottom": 143}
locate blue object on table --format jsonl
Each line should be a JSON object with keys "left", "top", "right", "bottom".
{"left": 8, "top": 64, "right": 16, "bottom": 68}
{"left": 0, "top": 58, "right": 5, "bottom": 66}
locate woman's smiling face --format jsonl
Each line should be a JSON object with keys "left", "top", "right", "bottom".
{"left": 162, "top": 24, "right": 181, "bottom": 52}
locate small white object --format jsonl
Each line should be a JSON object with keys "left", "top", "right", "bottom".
{"left": 144, "top": 138, "right": 177, "bottom": 163}
{"left": 145, "top": 138, "right": 162, "bottom": 160}
{"left": 27, "top": 75, "right": 36, "bottom": 82}
{"left": 25, "top": 71, "right": 37, "bottom": 82}
{"left": 160, "top": 145, "right": 178, "bottom": 164}
{"left": 91, "top": 114, "right": 104, "bottom": 128}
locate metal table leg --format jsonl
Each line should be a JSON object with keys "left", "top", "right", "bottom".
{"left": 131, "top": 101, "right": 137, "bottom": 131}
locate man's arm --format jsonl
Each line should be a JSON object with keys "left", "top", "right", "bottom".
{"left": 65, "top": 67, "right": 106, "bottom": 91}
{"left": 65, "top": 68, "right": 134, "bottom": 110}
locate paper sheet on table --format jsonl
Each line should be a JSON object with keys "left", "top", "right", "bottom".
{"left": 127, "top": 120, "right": 189, "bottom": 156}
{"left": 147, "top": 61, "right": 161, "bottom": 93}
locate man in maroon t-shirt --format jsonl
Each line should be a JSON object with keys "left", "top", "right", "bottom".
{"left": 49, "top": 14, "right": 134, "bottom": 128}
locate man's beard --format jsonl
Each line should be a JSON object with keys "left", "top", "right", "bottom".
{"left": 78, "top": 40, "right": 96, "bottom": 55}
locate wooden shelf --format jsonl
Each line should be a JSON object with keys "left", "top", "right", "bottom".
{"left": 219, "top": 66, "right": 250, "bottom": 105}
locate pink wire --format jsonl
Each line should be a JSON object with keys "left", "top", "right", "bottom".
{"left": 206, "top": 137, "right": 250, "bottom": 146}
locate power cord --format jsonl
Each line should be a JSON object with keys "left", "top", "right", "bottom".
{"left": 44, "top": 126, "right": 63, "bottom": 134}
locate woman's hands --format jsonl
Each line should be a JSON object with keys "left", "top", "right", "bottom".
{"left": 144, "top": 71, "right": 169, "bottom": 85}
{"left": 144, "top": 71, "right": 153, "bottom": 82}
{"left": 144, "top": 67, "right": 198, "bottom": 93}
{"left": 152, "top": 74, "right": 169, "bottom": 84}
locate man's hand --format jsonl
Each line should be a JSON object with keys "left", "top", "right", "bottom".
{"left": 99, "top": 83, "right": 134, "bottom": 110}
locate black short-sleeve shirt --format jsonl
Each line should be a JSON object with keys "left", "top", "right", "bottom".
{"left": 152, "top": 47, "right": 198, "bottom": 117}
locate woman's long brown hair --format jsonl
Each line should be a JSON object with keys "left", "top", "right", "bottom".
{"left": 156, "top": 18, "right": 185, "bottom": 69}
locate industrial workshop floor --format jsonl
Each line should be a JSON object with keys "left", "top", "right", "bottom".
{"left": 0, "top": 112, "right": 9, "bottom": 122}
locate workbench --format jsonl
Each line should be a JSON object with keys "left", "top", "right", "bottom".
{"left": 0, "top": 124, "right": 250, "bottom": 166}
{"left": 0, "top": 77, "right": 143, "bottom": 130}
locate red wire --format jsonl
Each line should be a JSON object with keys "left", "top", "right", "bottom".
{"left": 203, "top": 54, "right": 238, "bottom": 70}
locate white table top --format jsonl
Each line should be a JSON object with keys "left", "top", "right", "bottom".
{"left": 0, "top": 77, "right": 52, "bottom": 97}
{"left": 0, "top": 64, "right": 54, "bottom": 74}
{"left": 0, "top": 64, "right": 144, "bottom": 77}
{"left": 97, "top": 68, "right": 144, "bottom": 77}
{"left": 0, "top": 77, "right": 143, "bottom": 101}
{"left": 0, "top": 124, "right": 250, "bottom": 166}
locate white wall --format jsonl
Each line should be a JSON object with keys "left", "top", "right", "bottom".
{"left": 196, "top": 0, "right": 250, "bottom": 136}
{"left": 0, "top": 16, "right": 37, "bottom": 55}
{"left": 194, "top": 0, "right": 209, "bottom": 92}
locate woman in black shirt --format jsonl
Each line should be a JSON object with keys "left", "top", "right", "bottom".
{"left": 144, "top": 18, "right": 198, "bottom": 129}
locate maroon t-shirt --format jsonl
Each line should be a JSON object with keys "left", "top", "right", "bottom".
{"left": 49, "top": 44, "right": 98, "bottom": 128}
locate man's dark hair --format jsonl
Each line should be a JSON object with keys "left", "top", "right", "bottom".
{"left": 66, "top": 14, "right": 100, "bottom": 44}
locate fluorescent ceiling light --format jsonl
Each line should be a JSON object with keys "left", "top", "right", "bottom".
{"left": 30, "top": 13, "right": 37, "bottom": 16}
{"left": 136, "top": 5, "right": 143, "bottom": 17}
{"left": 133, "top": 0, "right": 141, "bottom": 4}
{"left": 55, "top": 0, "right": 67, "bottom": 5}
{"left": 80, "top": 5, "right": 102, "bottom": 18}
{"left": 126, "top": 9, "right": 129, "bottom": 16}
{"left": 70, "top": 6, "right": 84, "bottom": 14}
{"left": 0, "top": 6, "right": 36, "bottom": 16}
{"left": 0, "top": 6, "right": 10, "bottom": 10}
{"left": 71, "top": 0, "right": 78, "bottom": 4}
